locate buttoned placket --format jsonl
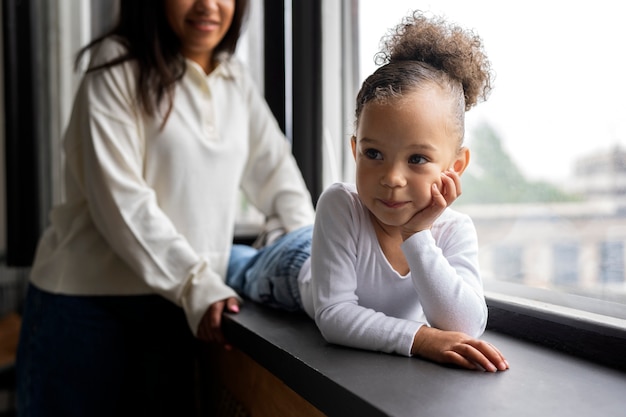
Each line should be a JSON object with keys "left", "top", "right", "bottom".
{"left": 187, "top": 62, "right": 219, "bottom": 142}
{"left": 200, "top": 76, "right": 218, "bottom": 141}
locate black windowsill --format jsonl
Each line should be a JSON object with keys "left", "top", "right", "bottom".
{"left": 221, "top": 302, "right": 626, "bottom": 417}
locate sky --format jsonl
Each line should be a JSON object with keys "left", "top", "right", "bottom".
{"left": 359, "top": 0, "right": 626, "bottom": 185}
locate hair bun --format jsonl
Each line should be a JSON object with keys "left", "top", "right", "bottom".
{"left": 375, "top": 10, "right": 492, "bottom": 109}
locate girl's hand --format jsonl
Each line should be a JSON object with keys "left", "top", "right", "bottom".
{"left": 197, "top": 297, "right": 240, "bottom": 348}
{"left": 411, "top": 326, "right": 509, "bottom": 372}
{"left": 401, "top": 170, "right": 462, "bottom": 240}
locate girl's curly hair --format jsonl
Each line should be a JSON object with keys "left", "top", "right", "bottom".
{"left": 355, "top": 10, "right": 493, "bottom": 142}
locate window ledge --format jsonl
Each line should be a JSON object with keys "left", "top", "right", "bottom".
{"left": 219, "top": 303, "right": 626, "bottom": 417}
{"left": 485, "top": 291, "right": 626, "bottom": 372}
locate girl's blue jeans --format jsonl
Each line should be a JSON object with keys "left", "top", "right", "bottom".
{"left": 226, "top": 225, "right": 313, "bottom": 311}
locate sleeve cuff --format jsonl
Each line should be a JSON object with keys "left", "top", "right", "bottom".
{"left": 181, "top": 261, "right": 241, "bottom": 335}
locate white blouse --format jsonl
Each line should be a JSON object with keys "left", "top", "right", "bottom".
{"left": 30, "top": 38, "right": 315, "bottom": 334}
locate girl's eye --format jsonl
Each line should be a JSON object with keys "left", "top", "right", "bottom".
{"left": 409, "top": 154, "right": 428, "bottom": 165}
{"left": 364, "top": 148, "right": 382, "bottom": 160}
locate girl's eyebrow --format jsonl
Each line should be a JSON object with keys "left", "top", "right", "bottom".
{"left": 407, "top": 143, "right": 438, "bottom": 152}
{"left": 359, "top": 137, "right": 438, "bottom": 152}
{"left": 358, "top": 137, "right": 379, "bottom": 145}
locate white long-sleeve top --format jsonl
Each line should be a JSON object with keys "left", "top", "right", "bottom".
{"left": 30, "top": 38, "right": 315, "bottom": 334}
{"left": 299, "top": 183, "right": 487, "bottom": 357}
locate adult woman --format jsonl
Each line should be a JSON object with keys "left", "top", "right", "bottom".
{"left": 16, "top": 0, "right": 314, "bottom": 415}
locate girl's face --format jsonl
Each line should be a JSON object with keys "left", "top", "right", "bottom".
{"left": 352, "top": 86, "right": 469, "bottom": 230}
{"left": 164, "top": 0, "right": 235, "bottom": 73}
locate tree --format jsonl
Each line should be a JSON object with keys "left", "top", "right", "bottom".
{"left": 459, "top": 122, "right": 580, "bottom": 204}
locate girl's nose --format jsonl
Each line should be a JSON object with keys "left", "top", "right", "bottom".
{"left": 381, "top": 164, "right": 407, "bottom": 188}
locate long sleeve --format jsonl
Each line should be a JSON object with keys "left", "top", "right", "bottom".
{"left": 236, "top": 64, "right": 315, "bottom": 232}
{"left": 311, "top": 184, "right": 423, "bottom": 356}
{"left": 401, "top": 215, "right": 487, "bottom": 338}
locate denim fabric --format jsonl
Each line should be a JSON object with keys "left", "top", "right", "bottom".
{"left": 16, "top": 284, "right": 197, "bottom": 417}
{"left": 227, "top": 225, "right": 313, "bottom": 311}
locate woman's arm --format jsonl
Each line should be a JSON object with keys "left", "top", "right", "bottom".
{"left": 234, "top": 59, "right": 315, "bottom": 232}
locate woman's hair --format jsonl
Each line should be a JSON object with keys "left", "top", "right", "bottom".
{"left": 355, "top": 10, "right": 493, "bottom": 144}
{"left": 75, "top": 0, "right": 249, "bottom": 120}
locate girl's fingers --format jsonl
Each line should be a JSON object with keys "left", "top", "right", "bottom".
{"left": 440, "top": 171, "right": 460, "bottom": 203}
{"left": 443, "top": 351, "right": 478, "bottom": 370}
{"left": 452, "top": 343, "right": 499, "bottom": 372}
{"left": 456, "top": 341, "right": 509, "bottom": 372}
{"left": 450, "top": 171, "right": 462, "bottom": 196}
{"left": 431, "top": 183, "right": 447, "bottom": 208}
{"left": 467, "top": 339, "right": 509, "bottom": 371}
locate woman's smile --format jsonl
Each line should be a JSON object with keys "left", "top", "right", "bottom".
{"left": 186, "top": 17, "right": 220, "bottom": 32}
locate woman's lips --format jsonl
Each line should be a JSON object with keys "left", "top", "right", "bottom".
{"left": 188, "top": 19, "right": 220, "bottom": 31}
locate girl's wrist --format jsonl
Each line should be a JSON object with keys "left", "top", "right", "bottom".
{"left": 411, "top": 325, "right": 432, "bottom": 356}
{"left": 401, "top": 227, "right": 430, "bottom": 242}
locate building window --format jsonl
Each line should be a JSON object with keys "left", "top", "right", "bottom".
{"left": 599, "top": 241, "right": 624, "bottom": 285}
{"left": 552, "top": 243, "right": 579, "bottom": 286}
{"left": 492, "top": 245, "right": 524, "bottom": 283}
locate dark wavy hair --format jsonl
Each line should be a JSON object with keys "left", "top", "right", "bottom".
{"left": 75, "top": 0, "right": 249, "bottom": 121}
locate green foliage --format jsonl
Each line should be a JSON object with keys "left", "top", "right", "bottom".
{"left": 459, "top": 122, "right": 581, "bottom": 204}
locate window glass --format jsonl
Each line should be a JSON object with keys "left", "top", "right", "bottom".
{"left": 552, "top": 243, "right": 579, "bottom": 286}
{"left": 492, "top": 245, "right": 524, "bottom": 284}
{"left": 599, "top": 241, "right": 624, "bottom": 284}
{"left": 355, "top": 0, "right": 626, "bottom": 316}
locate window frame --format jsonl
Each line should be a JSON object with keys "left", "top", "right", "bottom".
{"left": 486, "top": 289, "right": 626, "bottom": 371}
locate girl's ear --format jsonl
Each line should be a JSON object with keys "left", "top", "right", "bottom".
{"left": 351, "top": 136, "right": 357, "bottom": 160}
{"left": 452, "top": 147, "right": 470, "bottom": 175}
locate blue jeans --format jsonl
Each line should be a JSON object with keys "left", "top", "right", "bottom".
{"left": 227, "top": 225, "right": 313, "bottom": 311}
{"left": 16, "top": 284, "right": 197, "bottom": 417}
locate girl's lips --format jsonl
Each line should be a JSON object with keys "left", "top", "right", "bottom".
{"left": 380, "top": 199, "right": 408, "bottom": 208}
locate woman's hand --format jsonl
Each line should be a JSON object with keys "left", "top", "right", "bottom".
{"left": 197, "top": 297, "right": 240, "bottom": 348}
{"left": 411, "top": 326, "right": 509, "bottom": 372}
{"left": 401, "top": 170, "right": 462, "bottom": 240}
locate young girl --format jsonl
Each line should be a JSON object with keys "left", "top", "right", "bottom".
{"left": 228, "top": 10, "right": 508, "bottom": 372}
